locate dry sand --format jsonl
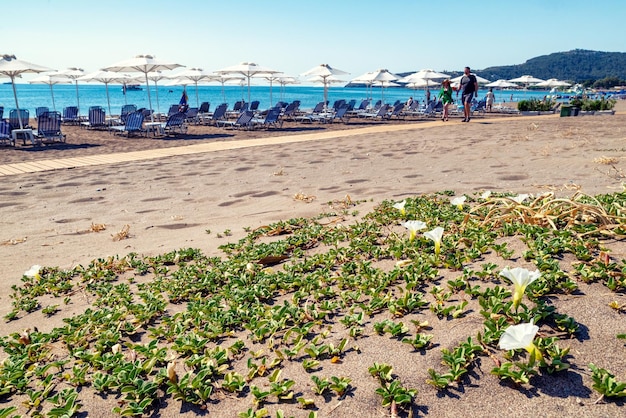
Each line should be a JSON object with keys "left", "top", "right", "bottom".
{"left": 1, "top": 105, "right": 625, "bottom": 417}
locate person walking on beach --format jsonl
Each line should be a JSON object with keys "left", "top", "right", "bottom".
{"left": 438, "top": 79, "right": 454, "bottom": 121}
{"left": 485, "top": 88, "right": 495, "bottom": 112}
{"left": 457, "top": 66, "right": 478, "bottom": 122}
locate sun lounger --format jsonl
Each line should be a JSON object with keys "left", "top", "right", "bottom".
{"left": 81, "top": 106, "right": 107, "bottom": 130}
{"left": 0, "top": 120, "right": 13, "bottom": 146}
{"left": 251, "top": 107, "right": 283, "bottom": 129}
{"left": 160, "top": 112, "right": 188, "bottom": 136}
{"left": 357, "top": 104, "right": 390, "bottom": 120}
{"left": 109, "top": 111, "right": 145, "bottom": 137}
{"left": 62, "top": 106, "right": 80, "bottom": 125}
{"left": 217, "top": 110, "right": 254, "bottom": 130}
{"left": 35, "top": 111, "right": 66, "bottom": 145}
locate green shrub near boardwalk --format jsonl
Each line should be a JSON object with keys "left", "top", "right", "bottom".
{"left": 570, "top": 97, "right": 616, "bottom": 111}
{"left": 517, "top": 98, "right": 554, "bottom": 112}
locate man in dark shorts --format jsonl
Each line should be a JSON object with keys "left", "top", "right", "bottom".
{"left": 457, "top": 66, "right": 478, "bottom": 122}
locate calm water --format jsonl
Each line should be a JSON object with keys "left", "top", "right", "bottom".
{"left": 0, "top": 83, "right": 555, "bottom": 117}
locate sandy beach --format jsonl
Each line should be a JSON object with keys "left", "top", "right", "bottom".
{"left": 1, "top": 106, "right": 625, "bottom": 417}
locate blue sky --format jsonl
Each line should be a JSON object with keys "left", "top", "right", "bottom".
{"left": 2, "top": 0, "right": 624, "bottom": 83}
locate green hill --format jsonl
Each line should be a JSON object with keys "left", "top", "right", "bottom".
{"left": 477, "top": 49, "right": 626, "bottom": 83}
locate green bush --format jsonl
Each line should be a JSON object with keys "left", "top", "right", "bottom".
{"left": 517, "top": 98, "right": 554, "bottom": 112}
{"left": 569, "top": 97, "right": 616, "bottom": 111}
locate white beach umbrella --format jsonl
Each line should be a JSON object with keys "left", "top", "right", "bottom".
{"left": 146, "top": 71, "right": 173, "bottom": 117}
{"left": 29, "top": 73, "right": 70, "bottom": 111}
{"left": 485, "top": 79, "right": 518, "bottom": 88}
{"left": 207, "top": 73, "right": 245, "bottom": 103}
{"left": 79, "top": 70, "right": 140, "bottom": 117}
{"left": 450, "top": 73, "right": 490, "bottom": 85}
{"left": 275, "top": 76, "right": 300, "bottom": 101}
{"left": 257, "top": 73, "right": 294, "bottom": 107}
{"left": 533, "top": 78, "right": 571, "bottom": 88}
{"left": 168, "top": 67, "right": 213, "bottom": 108}
{"left": 0, "top": 54, "right": 53, "bottom": 129}
{"left": 216, "top": 62, "right": 280, "bottom": 104}
{"left": 301, "top": 64, "right": 349, "bottom": 108}
{"left": 351, "top": 69, "right": 399, "bottom": 101}
{"left": 56, "top": 67, "right": 85, "bottom": 116}
{"left": 508, "top": 75, "right": 545, "bottom": 86}
{"left": 103, "top": 54, "right": 184, "bottom": 122}
{"left": 399, "top": 69, "right": 450, "bottom": 84}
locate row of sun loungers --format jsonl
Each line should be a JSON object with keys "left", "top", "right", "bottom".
{"left": 1, "top": 97, "right": 493, "bottom": 146}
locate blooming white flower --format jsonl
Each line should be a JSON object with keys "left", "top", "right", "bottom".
{"left": 500, "top": 267, "right": 541, "bottom": 309}
{"left": 512, "top": 194, "right": 529, "bottom": 204}
{"left": 393, "top": 200, "right": 407, "bottom": 216}
{"left": 498, "top": 321, "right": 543, "bottom": 363}
{"left": 424, "top": 227, "right": 444, "bottom": 255}
{"left": 450, "top": 196, "right": 467, "bottom": 210}
{"left": 401, "top": 220, "right": 427, "bottom": 241}
{"left": 481, "top": 190, "right": 492, "bottom": 199}
{"left": 24, "top": 265, "right": 42, "bottom": 280}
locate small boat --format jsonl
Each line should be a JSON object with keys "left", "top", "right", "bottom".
{"left": 122, "top": 84, "right": 142, "bottom": 92}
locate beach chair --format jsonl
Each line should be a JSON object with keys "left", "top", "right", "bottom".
{"left": 109, "top": 111, "right": 145, "bottom": 137}
{"left": 9, "top": 109, "right": 30, "bottom": 131}
{"left": 62, "top": 106, "right": 80, "bottom": 124}
{"left": 357, "top": 104, "right": 390, "bottom": 120}
{"left": 205, "top": 103, "right": 228, "bottom": 125}
{"left": 294, "top": 101, "right": 325, "bottom": 122}
{"left": 252, "top": 107, "right": 283, "bottom": 129}
{"left": 347, "top": 99, "right": 371, "bottom": 117}
{"left": 387, "top": 103, "right": 406, "bottom": 120}
{"left": 0, "top": 106, "right": 3, "bottom": 120}
{"left": 184, "top": 107, "right": 199, "bottom": 124}
{"left": 217, "top": 110, "right": 254, "bottom": 130}
{"left": 81, "top": 106, "right": 107, "bottom": 130}
{"left": 0, "top": 120, "right": 13, "bottom": 147}
{"left": 35, "top": 107, "right": 49, "bottom": 120}
{"left": 198, "top": 102, "right": 210, "bottom": 124}
{"left": 36, "top": 111, "right": 66, "bottom": 145}
{"left": 249, "top": 101, "right": 260, "bottom": 112}
{"left": 281, "top": 101, "right": 300, "bottom": 121}
{"left": 161, "top": 112, "right": 188, "bottom": 136}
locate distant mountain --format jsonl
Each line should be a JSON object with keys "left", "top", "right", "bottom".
{"left": 477, "top": 49, "right": 626, "bottom": 82}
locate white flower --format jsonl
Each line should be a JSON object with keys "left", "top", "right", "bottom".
{"left": 424, "top": 227, "right": 444, "bottom": 255}
{"left": 401, "top": 220, "right": 427, "bottom": 241}
{"left": 512, "top": 194, "right": 529, "bottom": 204}
{"left": 499, "top": 321, "right": 538, "bottom": 351}
{"left": 500, "top": 267, "right": 541, "bottom": 309}
{"left": 393, "top": 200, "right": 407, "bottom": 216}
{"left": 481, "top": 190, "right": 492, "bottom": 199}
{"left": 498, "top": 321, "right": 543, "bottom": 363}
{"left": 24, "top": 265, "right": 42, "bottom": 280}
{"left": 450, "top": 196, "right": 467, "bottom": 209}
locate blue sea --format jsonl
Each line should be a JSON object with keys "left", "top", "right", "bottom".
{"left": 0, "top": 83, "right": 556, "bottom": 117}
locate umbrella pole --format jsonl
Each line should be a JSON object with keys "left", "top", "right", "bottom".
{"left": 11, "top": 77, "right": 24, "bottom": 129}
{"left": 144, "top": 73, "right": 154, "bottom": 122}
{"left": 269, "top": 80, "right": 273, "bottom": 107}
{"left": 247, "top": 76, "right": 251, "bottom": 104}
{"left": 153, "top": 80, "right": 161, "bottom": 117}
{"left": 105, "top": 83, "right": 112, "bottom": 117}
{"left": 74, "top": 80, "right": 80, "bottom": 117}
{"left": 221, "top": 82, "right": 225, "bottom": 103}
{"left": 323, "top": 77, "right": 328, "bottom": 111}
{"left": 195, "top": 81, "right": 199, "bottom": 108}
{"left": 49, "top": 84, "right": 56, "bottom": 112}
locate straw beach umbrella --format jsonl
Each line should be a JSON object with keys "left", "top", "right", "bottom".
{"left": 103, "top": 54, "right": 184, "bottom": 122}
{"left": 301, "top": 64, "right": 349, "bottom": 109}
{"left": 146, "top": 71, "right": 172, "bottom": 118}
{"left": 0, "top": 54, "right": 52, "bottom": 129}
{"left": 216, "top": 62, "right": 281, "bottom": 104}
{"left": 29, "top": 73, "right": 70, "bottom": 111}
